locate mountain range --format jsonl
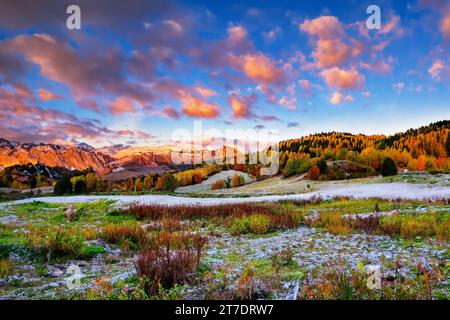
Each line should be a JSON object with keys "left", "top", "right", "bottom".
{"left": 1, "top": 120, "right": 449, "bottom": 176}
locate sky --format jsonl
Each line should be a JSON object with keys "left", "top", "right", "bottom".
{"left": 0, "top": 0, "right": 449, "bottom": 148}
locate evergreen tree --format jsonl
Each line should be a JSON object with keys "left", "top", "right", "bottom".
{"left": 74, "top": 179, "right": 87, "bottom": 194}
{"left": 54, "top": 176, "right": 72, "bottom": 195}
{"left": 380, "top": 157, "right": 397, "bottom": 176}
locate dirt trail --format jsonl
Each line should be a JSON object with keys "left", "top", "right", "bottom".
{"left": 1, "top": 182, "right": 449, "bottom": 208}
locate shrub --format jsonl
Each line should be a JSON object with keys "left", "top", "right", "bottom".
{"left": 143, "top": 174, "right": 156, "bottom": 190}
{"left": 316, "top": 212, "right": 351, "bottom": 235}
{"left": 248, "top": 214, "right": 271, "bottom": 234}
{"left": 229, "top": 214, "right": 271, "bottom": 235}
{"left": 211, "top": 179, "right": 225, "bottom": 190}
{"left": 232, "top": 174, "right": 245, "bottom": 187}
{"left": 192, "top": 174, "right": 202, "bottom": 184}
{"left": 317, "top": 159, "right": 328, "bottom": 174}
{"left": 307, "top": 165, "right": 321, "bottom": 180}
{"left": 66, "top": 204, "right": 77, "bottom": 221}
{"left": 283, "top": 158, "right": 311, "bottom": 177}
{"left": 135, "top": 177, "right": 143, "bottom": 192}
{"left": 85, "top": 173, "right": 100, "bottom": 192}
{"left": 0, "top": 258, "right": 12, "bottom": 277}
{"left": 379, "top": 212, "right": 449, "bottom": 240}
{"left": 155, "top": 173, "right": 178, "bottom": 192}
{"left": 100, "top": 223, "right": 145, "bottom": 250}
{"left": 381, "top": 157, "right": 397, "bottom": 176}
{"left": 74, "top": 179, "right": 87, "bottom": 194}
{"left": 135, "top": 232, "right": 207, "bottom": 296}
{"left": 54, "top": 176, "right": 72, "bottom": 195}
{"left": 270, "top": 246, "right": 294, "bottom": 269}
{"left": 229, "top": 217, "right": 250, "bottom": 235}
{"left": 26, "top": 227, "right": 91, "bottom": 259}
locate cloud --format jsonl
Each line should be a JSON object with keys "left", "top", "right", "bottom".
{"left": 263, "top": 27, "right": 282, "bottom": 42}
{"left": 277, "top": 83, "right": 297, "bottom": 110}
{"left": 287, "top": 122, "right": 299, "bottom": 128}
{"left": 330, "top": 91, "right": 354, "bottom": 105}
{"left": 428, "top": 60, "right": 448, "bottom": 80}
{"left": 163, "top": 19, "right": 183, "bottom": 34}
{"left": 230, "top": 53, "right": 285, "bottom": 86}
{"left": 1, "top": 34, "right": 154, "bottom": 111}
{"left": 228, "top": 93, "right": 257, "bottom": 118}
{"left": 255, "top": 114, "right": 280, "bottom": 122}
{"left": 161, "top": 106, "right": 180, "bottom": 120}
{"left": 0, "top": 86, "right": 152, "bottom": 145}
{"left": 298, "top": 79, "right": 314, "bottom": 96}
{"left": 379, "top": 15, "right": 405, "bottom": 37}
{"left": 299, "top": 16, "right": 361, "bottom": 68}
{"left": 228, "top": 25, "right": 248, "bottom": 45}
{"left": 300, "top": 16, "right": 344, "bottom": 39}
{"left": 0, "top": 0, "right": 178, "bottom": 31}
{"left": 36, "top": 89, "right": 60, "bottom": 101}
{"left": 109, "top": 96, "right": 136, "bottom": 115}
{"left": 440, "top": 11, "right": 450, "bottom": 39}
{"left": 321, "top": 67, "right": 365, "bottom": 90}
{"left": 195, "top": 86, "right": 217, "bottom": 97}
{"left": 360, "top": 60, "right": 392, "bottom": 74}
{"left": 179, "top": 92, "right": 219, "bottom": 118}
{"left": 393, "top": 82, "right": 405, "bottom": 94}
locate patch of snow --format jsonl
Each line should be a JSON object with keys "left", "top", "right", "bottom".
{"left": 1, "top": 182, "right": 449, "bottom": 209}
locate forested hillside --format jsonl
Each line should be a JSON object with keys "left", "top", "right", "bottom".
{"left": 278, "top": 120, "right": 450, "bottom": 172}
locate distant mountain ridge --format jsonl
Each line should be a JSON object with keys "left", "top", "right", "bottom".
{"left": 0, "top": 139, "right": 113, "bottom": 171}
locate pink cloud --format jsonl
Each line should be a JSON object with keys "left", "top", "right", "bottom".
{"left": 1, "top": 34, "right": 154, "bottom": 111}
{"left": 109, "top": 96, "right": 136, "bottom": 115}
{"left": 298, "top": 79, "right": 313, "bottom": 96}
{"left": 440, "top": 11, "right": 450, "bottom": 39}
{"left": 277, "top": 83, "right": 297, "bottom": 110}
{"left": 161, "top": 106, "right": 180, "bottom": 120}
{"left": 321, "top": 67, "right": 365, "bottom": 90}
{"left": 227, "top": 25, "right": 248, "bottom": 45}
{"left": 330, "top": 91, "right": 354, "bottom": 105}
{"left": 360, "top": 60, "right": 392, "bottom": 74}
{"left": 300, "top": 16, "right": 344, "bottom": 39}
{"left": 299, "top": 16, "right": 362, "bottom": 68}
{"left": 379, "top": 15, "right": 404, "bottom": 37}
{"left": 230, "top": 53, "right": 285, "bottom": 86}
{"left": 428, "top": 60, "right": 446, "bottom": 80}
{"left": 263, "top": 27, "right": 282, "bottom": 42}
{"left": 0, "top": 86, "right": 152, "bottom": 145}
{"left": 228, "top": 93, "right": 257, "bottom": 118}
{"left": 195, "top": 86, "right": 217, "bottom": 97}
{"left": 36, "top": 88, "right": 60, "bottom": 101}
{"left": 179, "top": 91, "right": 219, "bottom": 119}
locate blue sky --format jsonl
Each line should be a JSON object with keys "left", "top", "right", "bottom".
{"left": 0, "top": 0, "right": 449, "bottom": 147}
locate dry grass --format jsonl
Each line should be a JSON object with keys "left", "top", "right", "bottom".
{"left": 100, "top": 223, "right": 145, "bottom": 250}
{"left": 298, "top": 260, "right": 446, "bottom": 300}
{"left": 135, "top": 231, "right": 208, "bottom": 296}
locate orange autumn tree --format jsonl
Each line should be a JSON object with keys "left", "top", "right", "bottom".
{"left": 308, "top": 165, "right": 321, "bottom": 180}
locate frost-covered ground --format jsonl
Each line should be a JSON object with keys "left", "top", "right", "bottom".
{"left": 1, "top": 182, "right": 449, "bottom": 209}
{"left": 176, "top": 170, "right": 254, "bottom": 193}
{"left": 2, "top": 225, "right": 446, "bottom": 300}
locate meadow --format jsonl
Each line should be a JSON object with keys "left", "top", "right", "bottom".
{"left": 0, "top": 197, "right": 448, "bottom": 300}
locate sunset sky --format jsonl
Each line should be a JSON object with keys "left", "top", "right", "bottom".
{"left": 0, "top": 0, "right": 449, "bottom": 147}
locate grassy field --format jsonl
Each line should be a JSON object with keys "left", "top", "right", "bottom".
{"left": 0, "top": 197, "right": 448, "bottom": 300}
